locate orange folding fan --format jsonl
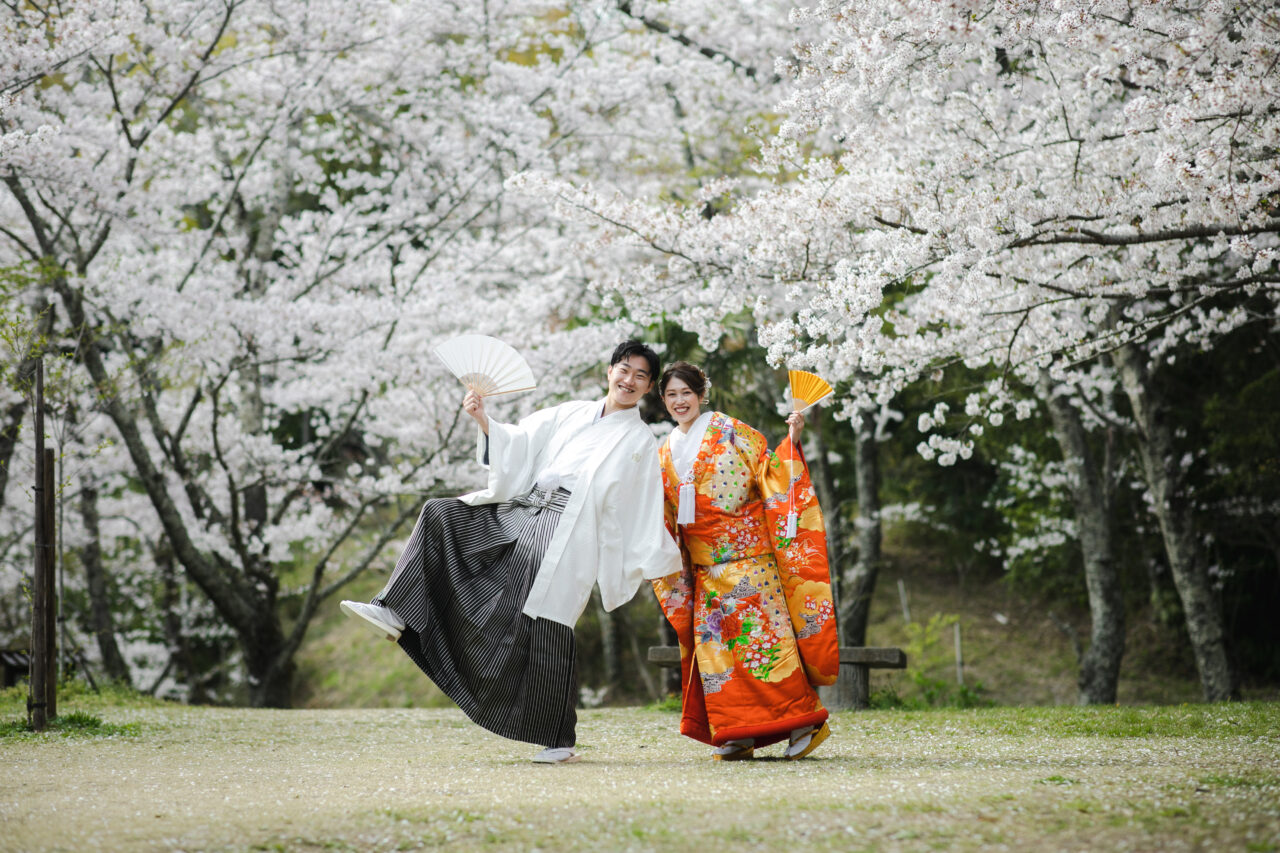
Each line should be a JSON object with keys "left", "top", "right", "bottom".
{"left": 781, "top": 369, "right": 832, "bottom": 539}
{"left": 788, "top": 370, "right": 834, "bottom": 414}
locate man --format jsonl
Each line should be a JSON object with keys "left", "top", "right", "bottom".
{"left": 341, "top": 340, "right": 681, "bottom": 763}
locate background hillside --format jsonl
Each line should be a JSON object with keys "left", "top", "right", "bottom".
{"left": 296, "top": 527, "right": 1269, "bottom": 710}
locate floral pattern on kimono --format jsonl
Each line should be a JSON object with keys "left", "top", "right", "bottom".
{"left": 652, "top": 412, "right": 838, "bottom": 747}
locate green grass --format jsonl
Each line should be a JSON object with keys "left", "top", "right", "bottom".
{"left": 847, "top": 701, "right": 1280, "bottom": 740}
{"left": 0, "top": 708, "right": 142, "bottom": 740}
{"left": 0, "top": 680, "right": 161, "bottom": 740}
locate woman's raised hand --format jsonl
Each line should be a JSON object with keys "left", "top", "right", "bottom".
{"left": 787, "top": 411, "right": 805, "bottom": 444}
{"left": 463, "top": 389, "right": 489, "bottom": 434}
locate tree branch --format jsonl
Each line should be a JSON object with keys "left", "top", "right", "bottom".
{"left": 1012, "top": 221, "right": 1280, "bottom": 248}
{"left": 614, "top": 1, "right": 777, "bottom": 83}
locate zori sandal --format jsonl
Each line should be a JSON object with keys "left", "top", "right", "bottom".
{"left": 711, "top": 740, "right": 755, "bottom": 761}
{"left": 785, "top": 722, "right": 831, "bottom": 760}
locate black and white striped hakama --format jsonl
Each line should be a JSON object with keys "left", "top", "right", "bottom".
{"left": 374, "top": 487, "right": 577, "bottom": 749}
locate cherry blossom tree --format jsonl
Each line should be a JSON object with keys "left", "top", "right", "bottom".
{"left": 2, "top": 0, "right": 622, "bottom": 703}
{"left": 523, "top": 1, "right": 1279, "bottom": 702}
{"left": 2, "top": 0, "right": 817, "bottom": 703}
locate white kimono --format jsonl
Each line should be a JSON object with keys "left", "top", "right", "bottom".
{"left": 461, "top": 398, "right": 682, "bottom": 627}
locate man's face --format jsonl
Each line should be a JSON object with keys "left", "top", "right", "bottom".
{"left": 605, "top": 354, "right": 654, "bottom": 410}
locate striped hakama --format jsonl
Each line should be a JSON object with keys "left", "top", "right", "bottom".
{"left": 374, "top": 486, "right": 577, "bottom": 748}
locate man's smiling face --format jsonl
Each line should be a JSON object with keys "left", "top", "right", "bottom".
{"left": 605, "top": 354, "right": 654, "bottom": 411}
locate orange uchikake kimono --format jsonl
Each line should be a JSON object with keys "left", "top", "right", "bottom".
{"left": 652, "top": 411, "right": 839, "bottom": 747}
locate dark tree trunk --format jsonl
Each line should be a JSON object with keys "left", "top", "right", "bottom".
{"left": 844, "top": 409, "right": 883, "bottom": 647}
{"left": 56, "top": 280, "right": 295, "bottom": 706}
{"left": 0, "top": 399, "right": 27, "bottom": 506}
{"left": 807, "top": 409, "right": 847, "bottom": 633}
{"left": 812, "top": 408, "right": 881, "bottom": 711}
{"left": 244, "top": 636, "right": 296, "bottom": 708}
{"left": 1040, "top": 373, "right": 1125, "bottom": 704}
{"left": 1110, "top": 318, "right": 1238, "bottom": 701}
{"left": 79, "top": 478, "right": 132, "bottom": 686}
{"left": 597, "top": 595, "right": 619, "bottom": 693}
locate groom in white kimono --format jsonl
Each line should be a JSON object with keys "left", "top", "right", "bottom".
{"left": 342, "top": 341, "right": 681, "bottom": 763}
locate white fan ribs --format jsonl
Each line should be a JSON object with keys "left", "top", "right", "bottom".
{"left": 434, "top": 335, "right": 537, "bottom": 397}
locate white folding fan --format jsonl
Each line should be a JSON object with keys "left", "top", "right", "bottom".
{"left": 433, "top": 334, "right": 537, "bottom": 397}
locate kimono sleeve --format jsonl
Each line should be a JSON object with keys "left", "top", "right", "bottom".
{"left": 751, "top": 430, "right": 841, "bottom": 688}
{"left": 651, "top": 448, "right": 700, "bottom": 719}
{"left": 651, "top": 448, "right": 695, "bottom": 647}
{"left": 598, "top": 434, "right": 682, "bottom": 611}
{"left": 462, "top": 403, "right": 562, "bottom": 504}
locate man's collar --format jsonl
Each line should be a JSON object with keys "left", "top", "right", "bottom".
{"left": 597, "top": 397, "right": 641, "bottom": 421}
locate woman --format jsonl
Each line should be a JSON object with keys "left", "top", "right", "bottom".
{"left": 652, "top": 361, "right": 840, "bottom": 760}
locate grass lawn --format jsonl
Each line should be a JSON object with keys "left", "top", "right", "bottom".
{"left": 1, "top": 688, "right": 1277, "bottom": 851}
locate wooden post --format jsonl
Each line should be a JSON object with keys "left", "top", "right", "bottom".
{"left": 29, "top": 360, "right": 48, "bottom": 731}
{"left": 954, "top": 622, "right": 964, "bottom": 686}
{"left": 658, "top": 616, "right": 680, "bottom": 696}
{"left": 43, "top": 447, "right": 57, "bottom": 718}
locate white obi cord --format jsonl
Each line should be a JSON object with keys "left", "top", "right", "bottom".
{"left": 668, "top": 412, "right": 712, "bottom": 525}
{"left": 676, "top": 483, "right": 696, "bottom": 525}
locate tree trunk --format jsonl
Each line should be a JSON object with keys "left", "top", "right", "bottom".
{"left": 238, "top": 360, "right": 268, "bottom": 531}
{"left": 244, "top": 637, "right": 296, "bottom": 708}
{"left": 0, "top": 399, "right": 27, "bottom": 507}
{"left": 813, "top": 408, "right": 881, "bottom": 712}
{"left": 1039, "top": 373, "right": 1125, "bottom": 704}
{"left": 597, "top": 596, "right": 619, "bottom": 693}
{"left": 844, "top": 409, "right": 883, "bottom": 647}
{"left": 79, "top": 477, "right": 132, "bottom": 686}
{"left": 56, "top": 280, "right": 294, "bottom": 706}
{"left": 157, "top": 544, "right": 197, "bottom": 700}
{"left": 1110, "top": 323, "right": 1238, "bottom": 701}
{"left": 807, "top": 409, "right": 848, "bottom": 634}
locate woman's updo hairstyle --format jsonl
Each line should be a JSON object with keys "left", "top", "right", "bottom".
{"left": 659, "top": 361, "right": 709, "bottom": 398}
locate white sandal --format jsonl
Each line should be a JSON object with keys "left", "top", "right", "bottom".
{"left": 532, "top": 747, "right": 581, "bottom": 764}
{"left": 784, "top": 722, "right": 831, "bottom": 760}
{"left": 711, "top": 739, "right": 755, "bottom": 761}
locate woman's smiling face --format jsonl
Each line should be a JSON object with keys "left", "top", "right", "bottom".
{"left": 663, "top": 376, "right": 703, "bottom": 429}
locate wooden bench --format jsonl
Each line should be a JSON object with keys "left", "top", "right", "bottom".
{"left": 647, "top": 645, "right": 907, "bottom": 710}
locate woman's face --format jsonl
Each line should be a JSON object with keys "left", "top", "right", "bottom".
{"left": 663, "top": 376, "right": 703, "bottom": 429}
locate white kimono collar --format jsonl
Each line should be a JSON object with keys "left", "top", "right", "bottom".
{"left": 668, "top": 410, "right": 713, "bottom": 482}
{"left": 596, "top": 398, "right": 643, "bottom": 422}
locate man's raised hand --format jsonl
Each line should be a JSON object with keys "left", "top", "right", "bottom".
{"left": 463, "top": 389, "right": 489, "bottom": 434}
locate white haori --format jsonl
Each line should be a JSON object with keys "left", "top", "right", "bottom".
{"left": 668, "top": 411, "right": 711, "bottom": 525}
{"left": 463, "top": 398, "right": 682, "bottom": 627}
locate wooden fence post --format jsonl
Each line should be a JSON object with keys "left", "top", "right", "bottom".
{"left": 43, "top": 447, "right": 57, "bottom": 719}
{"left": 29, "top": 359, "right": 50, "bottom": 731}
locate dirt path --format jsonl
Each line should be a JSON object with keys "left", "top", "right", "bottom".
{"left": 2, "top": 705, "right": 1278, "bottom": 851}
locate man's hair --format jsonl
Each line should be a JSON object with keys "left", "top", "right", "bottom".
{"left": 659, "top": 361, "right": 708, "bottom": 397}
{"left": 610, "top": 340, "right": 660, "bottom": 383}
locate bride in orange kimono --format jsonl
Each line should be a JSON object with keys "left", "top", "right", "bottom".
{"left": 653, "top": 361, "right": 839, "bottom": 760}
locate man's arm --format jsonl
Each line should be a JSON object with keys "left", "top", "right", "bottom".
{"left": 463, "top": 402, "right": 564, "bottom": 504}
